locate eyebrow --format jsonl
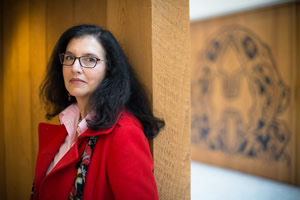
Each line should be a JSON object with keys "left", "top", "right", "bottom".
{"left": 65, "top": 51, "right": 100, "bottom": 58}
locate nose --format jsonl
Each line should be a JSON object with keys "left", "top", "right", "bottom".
{"left": 71, "top": 58, "right": 83, "bottom": 73}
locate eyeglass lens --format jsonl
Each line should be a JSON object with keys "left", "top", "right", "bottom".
{"left": 60, "top": 54, "right": 98, "bottom": 68}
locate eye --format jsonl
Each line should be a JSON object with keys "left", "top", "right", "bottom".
{"left": 65, "top": 55, "right": 75, "bottom": 61}
{"left": 84, "top": 56, "right": 97, "bottom": 63}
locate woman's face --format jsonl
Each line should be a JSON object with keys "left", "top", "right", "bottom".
{"left": 63, "top": 36, "right": 106, "bottom": 103}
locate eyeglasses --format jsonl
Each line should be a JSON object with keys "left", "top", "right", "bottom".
{"left": 59, "top": 53, "right": 105, "bottom": 68}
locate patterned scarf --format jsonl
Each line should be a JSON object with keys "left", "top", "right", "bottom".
{"left": 69, "top": 136, "right": 99, "bottom": 200}
{"left": 30, "top": 136, "right": 98, "bottom": 200}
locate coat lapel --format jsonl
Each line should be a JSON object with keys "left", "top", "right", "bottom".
{"left": 35, "top": 123, "right": 67, "bottom": 185}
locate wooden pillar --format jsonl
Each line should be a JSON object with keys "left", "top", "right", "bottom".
{"left": 107, "top": 0, "right": 191, "bottom": 199}
{"left": 151, "top": 0, "right": 190, "bottom": 199}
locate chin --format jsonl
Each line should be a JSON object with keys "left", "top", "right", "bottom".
{"left": 71, "top": 92, "right": 91, "bottom": 100}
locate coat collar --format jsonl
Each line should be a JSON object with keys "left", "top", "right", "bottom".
{"left": 39, "top": 111, "right": 124, "bottom": 145}
{"left": 35, "top": 111, "right": 124, "bottom": 180}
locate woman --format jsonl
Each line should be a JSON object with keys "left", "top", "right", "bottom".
{"left": 31, "top": 24, "right": 164, "bottom": 200}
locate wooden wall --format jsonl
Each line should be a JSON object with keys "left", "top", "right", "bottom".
{"left": 191, "top": 2, "right": 299, "bottom": 185}
{"left": 0, "top": 0, "right": 190, "bottom": 199}
{"left": 0, "top": 0, "right": 107, "bottom": 199}
{"left": 0, "top": 0, "right": 5, "bottom": 199}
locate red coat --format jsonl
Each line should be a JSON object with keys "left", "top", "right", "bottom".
{"left": 32, "top": 111, "right": 159, "bottom": 200}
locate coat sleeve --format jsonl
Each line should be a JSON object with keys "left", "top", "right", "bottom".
{"left": 107, "top": 124, "right": 159, "bottom": 200}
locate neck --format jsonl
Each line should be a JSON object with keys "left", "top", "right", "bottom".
{"left": 76, "top": 97, "right": 89, "bottom": 120}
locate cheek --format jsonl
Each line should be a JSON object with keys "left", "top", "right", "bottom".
{"left": 62, "top": 68, "right": 67, "bottom": 80}
{"left": 62, "top": 67, "right": 71, "bottom": 81}
{"left": 62, "top": 68, "right": 71, "bottom": 87}
{"left": 90, "top": 67, "right": 106, "bottom": 85}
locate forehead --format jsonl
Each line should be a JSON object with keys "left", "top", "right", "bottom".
{"left": 66, "top": 36, "right": 105, "bottom": 56}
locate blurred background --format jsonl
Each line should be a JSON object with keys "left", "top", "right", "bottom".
{"left": 189, "top": 0, "right": 300, "bottom": 199}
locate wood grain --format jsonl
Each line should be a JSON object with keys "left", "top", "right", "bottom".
{"left": 73, "top": 0, "right": 107, "bottom": 26}
{"left": 107, "top": 0, "right": 153, "bottom": 97}
{"left": 0, "top": 0, "right": 7, "bottom": 198}
{"left": 46, "top": 0, "right": 73, "bottom": 59}
{"left": 29, "top": 0, "right": 47, "bottom": 174}
{"left": 191, "top": 2, "right": 300, "bottom": 185}
{"left": 152, "top": 0, "right": 190, "bottom": 199}
{"left": 2, "top": 0, "right": 34, "bottom": 198}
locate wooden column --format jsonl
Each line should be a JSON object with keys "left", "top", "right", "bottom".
{"left": 152, "top": 0, "right": 190, "bottom": 199}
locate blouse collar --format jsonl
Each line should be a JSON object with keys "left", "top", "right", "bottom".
{"left": 59, "top": 103, "right": 90, "bottom": 144}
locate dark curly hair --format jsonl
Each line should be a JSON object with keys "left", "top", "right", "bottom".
{"left": 40, "top": 24, "right": 164, "bottom": 138}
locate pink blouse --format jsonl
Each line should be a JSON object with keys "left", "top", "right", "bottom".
{"left": 46, "top": 104, "right": 89, "bottom": 175}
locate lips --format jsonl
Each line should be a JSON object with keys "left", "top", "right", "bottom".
{"left": 70, "top": 78, "right": 86, "bottom": 83}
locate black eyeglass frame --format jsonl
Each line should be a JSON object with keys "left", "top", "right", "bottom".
{"left": 58, "top": 53, "right": 105, "bottom": 68}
